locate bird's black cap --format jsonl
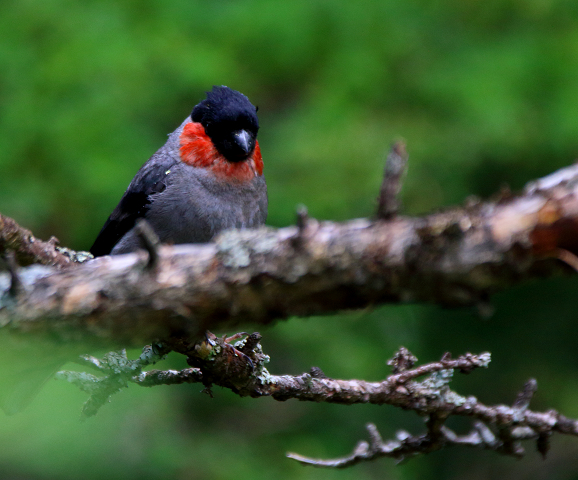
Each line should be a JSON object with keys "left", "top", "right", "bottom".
{"left": 192, "top": 86, "right": 259, "bottom": 162}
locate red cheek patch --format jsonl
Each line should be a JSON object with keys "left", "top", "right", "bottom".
{"left": 252, "top": 142, "right": 264, "bottom": 176}
{"left": 179, "top": 122, "right": 264, "bottom": 182}
{"left": 179, "top": 122, "right": 219, "bottom": 168}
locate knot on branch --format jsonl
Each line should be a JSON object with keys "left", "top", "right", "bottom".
{"left": 186, "top": 331, "right": 269, "bottom": 395}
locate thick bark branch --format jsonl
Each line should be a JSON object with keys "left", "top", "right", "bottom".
{"left": 1, "top": 164, "right": 578, "bottom": 345}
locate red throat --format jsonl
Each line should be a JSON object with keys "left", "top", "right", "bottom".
{"left": 179, "top": 122, "right": 263, "bottom": 182}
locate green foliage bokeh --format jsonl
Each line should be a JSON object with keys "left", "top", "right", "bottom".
{"left": 1, "top": 1, "right": 578, "bottom": 479}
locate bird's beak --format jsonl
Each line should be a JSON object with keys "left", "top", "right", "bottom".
{"left": 233, "top": 130, "right": 254, "bottom": 156}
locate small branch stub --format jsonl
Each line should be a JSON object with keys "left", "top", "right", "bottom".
{"left": 512, "top": 378, "right": 538, "bottom": 410}
{"left": 2, "top": 251, "right": 24, "bottom": 297}
{"left": 290, "top": 204, "right": 310, "bottom": 249}
{"left": 377, "top": 140, "right": 409, "bottom": 219}
{"left": 135, "top": 219, "right": 161, "bottom": 270}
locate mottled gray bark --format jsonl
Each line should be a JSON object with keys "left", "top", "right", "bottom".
{"left": 1, "top": 164, "right": 578, "bottom": 346}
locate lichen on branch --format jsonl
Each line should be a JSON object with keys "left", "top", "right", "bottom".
{"left": 1, "top": 165, "right": 578, "bottom": 344}
{"left": 57, "top": 335, "right": 578, "bottom": 466}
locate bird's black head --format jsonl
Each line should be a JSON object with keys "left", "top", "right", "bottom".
{"left": 192, "top": 86, "right": 259, "bottom": 163}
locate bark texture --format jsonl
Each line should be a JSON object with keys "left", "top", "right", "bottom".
{"left": 1, "top": 164, "right": 578, "bottom": 346}
{"left": 0, "top": 213, "right": 76, "bottom": 267}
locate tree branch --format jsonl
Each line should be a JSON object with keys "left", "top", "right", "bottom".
{"left": 1, "top": 164, "right": 578, "bottom": 345}
{"left": 0, "top": 213, "right": 86, "bottom": 267}
{"left": 3, "top": 162, "right": 578, "bottom": 464}
{"left": 57, "top": 335, "right": 578, "bottom": 465}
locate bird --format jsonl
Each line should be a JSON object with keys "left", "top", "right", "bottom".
{"left": 0, "top": 87, "right": 266, "bottom": 415}
{"left": 90, "top": 85, "right": 267, "bottom": 256}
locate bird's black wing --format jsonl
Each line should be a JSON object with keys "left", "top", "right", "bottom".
{"left": 90, "top": 157, "right": 176, "bottom": 256}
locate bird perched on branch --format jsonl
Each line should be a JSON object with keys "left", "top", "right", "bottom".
{"left": 90, "top": 86, "right": 267, "bottom": 256}
{"left": 0, "top": 87, "right": 266, "bottom": 415}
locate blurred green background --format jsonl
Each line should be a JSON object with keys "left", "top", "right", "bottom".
{"left": 2, "top": 0, "right": 578, "bottom": 478}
